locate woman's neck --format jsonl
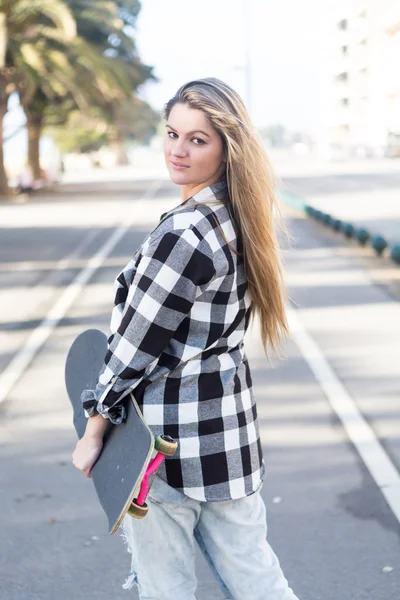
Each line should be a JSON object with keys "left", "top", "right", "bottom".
{"left": 181, "top": 170, "right": 226, "bottom": 203}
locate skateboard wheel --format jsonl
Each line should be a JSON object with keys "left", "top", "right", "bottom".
{"left": 154, "top": 434, "right": 178, "bottom": 456}
{"left": 128, "top": 500, "right": 149, "bottom": 519}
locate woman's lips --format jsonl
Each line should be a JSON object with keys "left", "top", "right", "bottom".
{"left": 171, "top": 161, "right": 189, "bottom": 170}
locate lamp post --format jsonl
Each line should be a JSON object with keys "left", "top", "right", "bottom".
{"left": 242, "top": 0, "right": 252, "bottom": 115}
{"left": 233, "top": 0, "right": 252, "bottom": 116}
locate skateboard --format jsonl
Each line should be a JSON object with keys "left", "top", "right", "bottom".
{"left": 65, "top": 328, "right": 178, "bottom": 535}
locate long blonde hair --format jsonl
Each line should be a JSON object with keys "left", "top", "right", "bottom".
{"left": 164, "top": 77, "right": 292, "bottom": 363}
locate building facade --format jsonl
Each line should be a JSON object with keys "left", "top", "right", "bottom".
{"left": 323, "top": 0, "right": 400, "bottom": 157}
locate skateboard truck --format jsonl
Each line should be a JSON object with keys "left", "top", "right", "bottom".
{"left": 127, "top": 434, "right": 178, "bottom": 519}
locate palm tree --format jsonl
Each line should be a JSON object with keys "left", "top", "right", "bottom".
{"left": 20, "top": 30, "right": 135, "bottom": 179}
{"left": 21, "top": 0, "right": 156, "bottom": 176}
{"left": 64, "top": 0, "right": 156, "bottom": 165}
{"left": 0, "top": 0, "right": 156, "bottom": 194}
{"left": 0, "top": 0, "right": 76, "bottom": 194}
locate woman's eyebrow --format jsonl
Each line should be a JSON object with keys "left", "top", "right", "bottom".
{"left": 166, "top": 124, "right": 211, "bottom": 138}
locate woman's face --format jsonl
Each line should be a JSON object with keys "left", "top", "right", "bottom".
{"left": 164, "top": 102, "right": 226, "bottom": 186}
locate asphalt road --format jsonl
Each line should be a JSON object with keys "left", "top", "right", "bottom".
{"left": 0, "top": 166, "right": 399, "bottom": 600}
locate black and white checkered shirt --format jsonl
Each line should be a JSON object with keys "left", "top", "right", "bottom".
{"left": 81, "top": 175, "right": 265, "bottom": 501}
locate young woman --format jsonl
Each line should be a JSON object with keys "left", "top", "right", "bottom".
{"left": 72, "top": 77, "right": 299, "bottom": 600}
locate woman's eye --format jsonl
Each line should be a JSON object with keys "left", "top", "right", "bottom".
{"left": 167, "top": 132, "right": 204, "bottom": 145}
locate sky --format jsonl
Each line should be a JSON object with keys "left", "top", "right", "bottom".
{"left": 135, "top": 0, "right": 329, "bottom": 132}
{"left": 4, "top": 0, "right": 329, "bottom": 164}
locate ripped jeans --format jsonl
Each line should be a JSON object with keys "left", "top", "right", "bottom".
{"left": 119, "top": 474, "right": 299, "bottom": 600}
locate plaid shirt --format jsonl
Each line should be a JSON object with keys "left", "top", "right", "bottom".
{"left": 81, "top": 176, "right": 265, "bottom": 502}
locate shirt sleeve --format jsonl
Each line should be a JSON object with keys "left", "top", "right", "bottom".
{"left": 80, "top": 227, "right": 216, "bottom": 425}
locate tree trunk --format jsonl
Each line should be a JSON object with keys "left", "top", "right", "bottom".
{"left": 0, "top": 15, "right": 11, "bottom": 196}
{"left": 26, "top": 110, "right": 43, "bottom": 180}
{"left": 0, "top": 13, "right": 7, "bottom": 69}
{"left": 113, "top": 127, "right": 129, "bottom": 166}
{"left": 110, "top": 103, "right": 129, "bottom": 166}
{"left": 0, "top": 88, "right": 10, "bottom": 197}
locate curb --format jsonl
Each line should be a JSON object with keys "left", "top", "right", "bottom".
{"left": 279, "top": 190, "right": 400, "bottom": 266}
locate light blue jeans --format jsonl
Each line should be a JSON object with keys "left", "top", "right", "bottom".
{"left": 119, "top": 475, "right": 299, "bottom": 600}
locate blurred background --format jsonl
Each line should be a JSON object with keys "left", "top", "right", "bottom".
{"left": 1, "top": 2, "right": 400, "bottom": 600}
{"left": 3, "top": 0, "right": 400, "bottom": 190}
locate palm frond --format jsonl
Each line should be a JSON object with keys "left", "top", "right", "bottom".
{"left": 10, "top": 0, "right": 77, "bottom": 40}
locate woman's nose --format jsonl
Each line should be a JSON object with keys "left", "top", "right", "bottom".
{"left": 171, "top": 140, "right": 188, "bottom": 157}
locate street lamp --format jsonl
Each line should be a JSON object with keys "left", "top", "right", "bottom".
{"left": 232, "top": 0, "right": 252, "bottom": 116}
{"left": 242, "top": 0, "right": 251, "bottom": 115}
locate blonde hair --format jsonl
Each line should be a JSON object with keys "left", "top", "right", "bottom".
{"left": 164, "top": 77, "right": 293, "bottom": 363}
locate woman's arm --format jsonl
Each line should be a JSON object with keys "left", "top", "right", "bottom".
{"left": 73, "top": 227, "right": 216, "bottom": 478}
{"left": 80, "top": 227, "right": 216, "bottom": 425}
{"left": 85, "top": 413, "right": 109, "bottom": 440}
{"left": 72, "top": 414, "right": 110, "bottom": 478}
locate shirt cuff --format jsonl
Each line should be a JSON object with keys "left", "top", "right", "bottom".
{"left": 80, "top": 388, "right": 126, "bottom": 425}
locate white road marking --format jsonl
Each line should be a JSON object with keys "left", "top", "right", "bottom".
{"left": 0, "top": 233, "right": 96, "bottom": 272}
{"left": 0, "top": 255, "right": 134, "bottom": 273}
{"left": 0, "top": 180, "right": 162, "bottom": 407}
{"left": 286, "top": 305, "right": 400, "bottom": 524}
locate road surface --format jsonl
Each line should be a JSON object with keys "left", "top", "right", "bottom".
{"left": 0, "top": 159, "right": 399, "bottom": 599}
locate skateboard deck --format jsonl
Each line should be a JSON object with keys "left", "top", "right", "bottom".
{"left": 65, "top": 328, "right": 175, "bottom": 535}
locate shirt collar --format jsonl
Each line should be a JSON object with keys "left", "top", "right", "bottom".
{"left": 190, "top": 174, "right": 228, "bottom": 205}
{"left": 159, "top": 175, "right": 229, "bottom": 223}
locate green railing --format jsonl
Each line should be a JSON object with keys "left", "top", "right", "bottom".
{"left": 278, "top": 190, "right": 400, "bottom": 266}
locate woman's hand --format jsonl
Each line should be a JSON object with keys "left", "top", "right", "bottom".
{"left": 72, "top": 435, "right": 103, "bottom": 478}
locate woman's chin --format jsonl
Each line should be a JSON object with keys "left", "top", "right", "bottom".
{"left": 168, "top": 170, "right": 191, "bottom": 184}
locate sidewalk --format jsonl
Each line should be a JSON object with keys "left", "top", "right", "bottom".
{"left": 271, "top": 150, "right": 400, "bottom": 246}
